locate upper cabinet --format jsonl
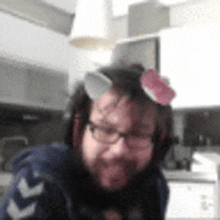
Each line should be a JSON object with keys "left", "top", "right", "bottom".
{"left": 0, "top": 61, "right": 26, "bottom": 104}
{"left": 26, "top": 69, "right": 68, "bottom": 111}
{"left": 160, "top": 23, "right": 220, "bottom": 109}
{"left": 113, "top": 36, "right": 159, "bottom": 71}
{"left": 0, "top": 59, "right": 68, "bottom": 111}
{"left": 0, "top": 12, "right": 69, "bottom": 73}
{"left": 128, "top": 2, "right": 169, "bottom": 37}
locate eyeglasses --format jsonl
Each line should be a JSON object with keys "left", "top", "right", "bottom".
{"left": 87, "top": 121, "right": 153, "bottom": 151}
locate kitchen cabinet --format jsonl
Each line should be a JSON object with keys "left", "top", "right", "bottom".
{"left": 113, "top": 35, "right": 159, "bottom": 72}
{"left": 0, "top": 59, "right": 68, "bottom": 111}
{"left": 128, "top": 2, "right": 169, "bottom": 37}
{"left": 160, "top": 23, "right": 220, "bottom": 108}
{"left": 163, "top": 170, "right": 218, "bottom": 219}
{"left": 166, "top": 181, "right": 215, "bottom": 219}
{"left": 0, "top": 60, "right": 27, "bottom": 104}
{"left": 0, "top": 173, "right": 12, "bottom": 203}
{"left": 26, "top": 69, "right": 68, "bottom": 110}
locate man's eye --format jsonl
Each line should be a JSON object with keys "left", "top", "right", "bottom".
{"left": 131, "top": 131, "right": 144, "bottom": 137}
{"left": 131, "top": 131, "right": 151, "bottom": 138}
{"left": 102, "top": 128, "right": 115, "bottom": 134}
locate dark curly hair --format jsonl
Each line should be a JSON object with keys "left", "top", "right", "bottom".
{"left": 65, "top": 62, "right": 173, "bottom": 164}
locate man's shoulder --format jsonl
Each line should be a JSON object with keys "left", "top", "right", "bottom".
{"left": 0, "top": 143, "right": 75, "bottom": 220}
{"left": 156, "top": 170, "right": 170, "bottom": 219}
{"left": 11, "top": 143, "right": 73, "bottom": 174}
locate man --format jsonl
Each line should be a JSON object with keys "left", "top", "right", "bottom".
{"left": 0, "top": 63, "right": 175, "bottom": 219}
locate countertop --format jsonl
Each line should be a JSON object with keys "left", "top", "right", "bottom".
{"left": 162, "top": 170, "right": 217, "bottom": 183}
{"left": 0, "top": 172, "right": 12, "bottom": 186}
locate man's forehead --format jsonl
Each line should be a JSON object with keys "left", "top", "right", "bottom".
{"left": 92, "top": 89, "right": 122, "bottom": 112}
{"left": 91, "top": 89, "right": 157, "bottom": 122}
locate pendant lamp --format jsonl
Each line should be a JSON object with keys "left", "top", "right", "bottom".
{"left": 70, "top": 0, "right": 115, "bottom": 50}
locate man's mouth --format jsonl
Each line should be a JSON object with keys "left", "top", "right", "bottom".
{"left": 90, "top": 158, "right": 137, "bottom": 191}
{"left": 99, "top": 164, "right": 127, "bottom": 190}
{"left": 101, "top": 164, "right": 125, "bottom": 179}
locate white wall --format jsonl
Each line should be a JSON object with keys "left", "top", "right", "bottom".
{"left": 68, "top": 47, "right": 96, "bottom": 94}
{"left": 170, "top": 0, "right": 220, "bottom": 27}
{"left": 111, "top": 16, "right": 128, "bottom": 40}
{"left": 160, "top": 23, "right": 220, "bottom": 108}
{"left": 160, "top": 0, "right": 220, "bottom": 108}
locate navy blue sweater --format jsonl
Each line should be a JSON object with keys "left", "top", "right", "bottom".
{"left": 0, "top": 143, "right": 169, "bottom": 219}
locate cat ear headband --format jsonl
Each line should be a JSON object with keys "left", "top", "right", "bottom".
{"left": 84, "top": 69, "right": 176, "bottom": 106}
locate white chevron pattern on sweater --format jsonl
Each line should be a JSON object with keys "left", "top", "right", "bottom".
{"left": 7, "top": 199, "right": 36, "bottom": 220}
{"left": 34, "top": 171, "right": 41, "bottom": 178}
{"left": 17, "top": 177, "right": 44, "bottom": 199}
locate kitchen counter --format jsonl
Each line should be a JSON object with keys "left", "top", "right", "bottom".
{"left": 164, "top": 151, "right": 220, "bottom": 183}
{"left": 162, "top": 170, "right": 217, "bottom": 183}
{"left": 164, "top": 171, "right": 217, "bottom": 219}
{"left": 0, "top": 172, "right": 12, "bottom": 202}
{"left": 0, "top": 172, "right": 12, "bottom": 186}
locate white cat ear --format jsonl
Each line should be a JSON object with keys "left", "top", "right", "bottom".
{"left": 84, "top": 72, "right": 112, "bottom": 100}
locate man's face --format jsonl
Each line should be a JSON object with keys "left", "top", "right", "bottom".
{"left": 81, "top": 89, "right": 157, "bottom": 192}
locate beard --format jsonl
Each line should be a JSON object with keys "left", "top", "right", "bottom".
{"left": 86, "top": 156, "right": 137, "bottom": 192}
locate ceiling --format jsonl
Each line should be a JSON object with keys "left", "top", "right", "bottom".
{"left": 39, "top": 0, "right": 77, "bottom": 14}
{"left": 0, "top": 0, "right": 193, "bottom": 35}
{"left": 42, "top": 0, "right": 191, "bottom": 11}
{"left": 0, "top": 0, "right": 75, "bottom": 35}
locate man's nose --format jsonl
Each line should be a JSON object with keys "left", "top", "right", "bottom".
{"left": 110, "top": 136, "right": 130, "bottom": 158}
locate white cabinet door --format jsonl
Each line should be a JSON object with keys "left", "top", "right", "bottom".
{"left": 160, "top": 24, "right": 220, "bottom": 108}
{"left": 112, "top": 38, "right": 159, "bottom": 71}
{"left": 0, "top": 60, "right": 27, "bottom": 105}
{"left": 26, "top": 69, "right": 68, "bottom": 110}
{"left": 166, "top": 182, "right": 215, "bottom": 219}
{"left": 0, "top": 59, "right": 68, "bottom": 111}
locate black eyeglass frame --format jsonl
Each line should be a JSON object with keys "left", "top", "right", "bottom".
{"left": 87, "top": 121, "right": 154, "bottom": 150}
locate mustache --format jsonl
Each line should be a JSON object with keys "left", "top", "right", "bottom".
{"left": 95, "top": 158, "right": 137, "bottom": 176}
{"left": 96, "top": 157, "right": 132, "bottom": 167}
{"left": 96, "top": 151, "right": 135, "bottom": 167}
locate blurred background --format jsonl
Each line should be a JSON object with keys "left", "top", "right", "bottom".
{"left": 1, "top": 0, "right": 220, "bottom": 218}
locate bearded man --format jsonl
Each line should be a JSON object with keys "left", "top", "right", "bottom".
{"left": 0, "top": 63, "right": 175, "bottom": 220}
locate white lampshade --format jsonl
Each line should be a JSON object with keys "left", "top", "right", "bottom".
{"left": 70, "top": 0, "right": 115, "bottom": 50}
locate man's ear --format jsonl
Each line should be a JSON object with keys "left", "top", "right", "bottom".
{"left": 72, "top": 113, "right": 81, "bottom": 149}
{"left": 72, "top": 111, "right": 89, "bottom": 150}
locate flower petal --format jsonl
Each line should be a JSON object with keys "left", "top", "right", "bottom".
{"left": 140, "top": 69, "right": 176, "bottom": 105}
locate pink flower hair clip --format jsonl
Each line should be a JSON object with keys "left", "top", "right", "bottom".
{"left": 140, "top": 69, "right": 176, "bottom": 105}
